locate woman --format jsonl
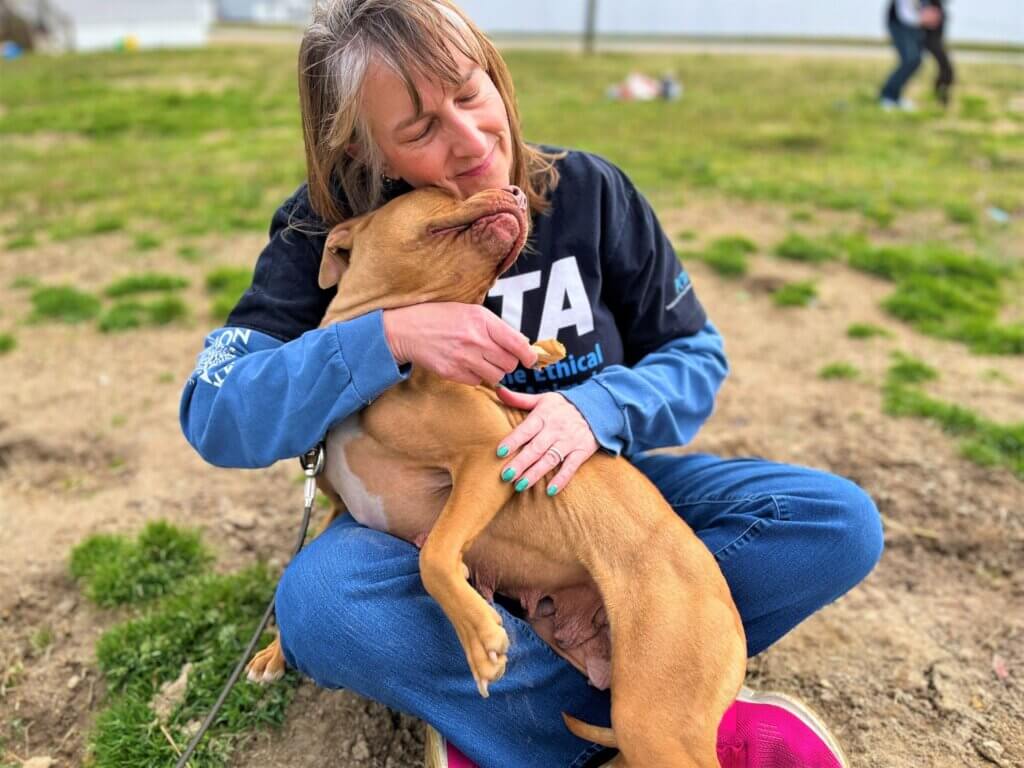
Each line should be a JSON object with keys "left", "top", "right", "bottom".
{"left": 180, "top": 2, "right": 882, "bottom": 766}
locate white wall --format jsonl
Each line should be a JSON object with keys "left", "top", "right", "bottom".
{"left": 457, "top": 0, "right": 1024, "bottom": 45}
{"left": 49, "top": 0, "right": 214, "bottom": 50}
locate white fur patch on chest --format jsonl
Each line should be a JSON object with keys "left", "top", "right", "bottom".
{"left": 324, "top": 414, "right": 390, "bottom": 533}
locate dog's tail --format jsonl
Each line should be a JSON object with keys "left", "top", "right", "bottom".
{"left": 562, "top": 713, "right": 618, "bottom": 748}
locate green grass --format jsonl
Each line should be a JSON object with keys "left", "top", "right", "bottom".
{"left": 847, "top": 322, "right": 892, "bottom": 339}
{"left": 684, "top": 235, "right": 756, "bottom": 277}
{"left": 772, "top": 280, "right": 817, "bottom": 307}
{"left": 9, "top": 274, "right": 39, "bottom": 290}
{"left": 71, "top": 521, "right": 298, "bottom": 767}
{"left": 944, "top": 201, "right": 977, "bottom": 226}
{"left": 0, "top": 334, "right": 14, "bottom": 354}
{"left": 820, "top": 361, "right": 860, "bottom": 380}
{"left": 5, "top": 233, "right": 36, "bottom": 250}
{"left": 840, "top": 238, "right": 1022, "bottom": 355}
{"left": 133, "top": 232, "right": 162, "bottom": 251}
{"left": 883, "top": 358, "right": 1023, "bottom": 478}
{"left": 775, "top": 233, "right": 837, "bottom": 263}
{"left": 70, "top": 521, "right": 211, "bottom": 606}
{"left": 105, "top": 272, "right": 189, "bottom": 297}
{"left": 98, "top": 296, "right": 188, "bottom": 332}
{"left": 1, "top": 48, "right": 1021, "bottom": 244}
{"left": 29, "top": 285, "right": 102, "bottom": 324}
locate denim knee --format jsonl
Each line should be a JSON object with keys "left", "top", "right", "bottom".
{"left": 273, "top": 519, "right": 421, "bottom": 690}
{"left": 823, "top": 477, "right": 884, "bottom": 597}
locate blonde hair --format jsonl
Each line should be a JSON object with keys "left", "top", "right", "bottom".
{"left": 298, "top": 0, "right": 563, "bottom": 227}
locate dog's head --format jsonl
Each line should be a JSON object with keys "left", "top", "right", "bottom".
{"left": 318, "top": 185, "right": 529, "bottom": 324}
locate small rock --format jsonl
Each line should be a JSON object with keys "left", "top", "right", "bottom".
{"left": 56, "top": 596, "right": 78, "bottom": 616}
{"left": 24, "top": 758, "right": 55, "bottom": 768}
{"left": 351, "top": 737, "right": 371, "bottom": 760}
{"left": 67, "top": 674, "right": 81, "bottom": 691}
{"left": 974, "top": 738, "right": 1005, "bottom": 766}
{"left": 225, "top": 510, "right": 256, "bottom": 530}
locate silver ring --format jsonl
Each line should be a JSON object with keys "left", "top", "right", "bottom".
{"left": 546, "top": 446, "right": 564, "bottom": 464}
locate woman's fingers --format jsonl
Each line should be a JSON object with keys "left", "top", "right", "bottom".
{"left": 543, "top": 447, "right": 591, "bottom": 497}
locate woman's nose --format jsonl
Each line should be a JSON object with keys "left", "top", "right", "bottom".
{"left": 447, "top": 111, "right": 489, "bottom": 157}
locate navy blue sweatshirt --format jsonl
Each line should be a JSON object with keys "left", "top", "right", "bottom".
{"left": 180, "top": 149, "right": 728, "bottom": 468}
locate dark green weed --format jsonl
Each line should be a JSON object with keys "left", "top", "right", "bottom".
{"left": 775, "top": 233, "right": 837, "bottom": 263}
{"left": 847, "top": 323, "right": 892, "bottom": 339}
{"left": 772, "top": 280, "right": 817, "bottom": 307}
{"left": 105, "top": 272, "right": 189, "bottom": 298}
{"left": 70, "top": 521, "right": 211, "bottom": 607}
{"left": 685, "top": 235, "right": 757, "bottom": 277}
{"left": 881, "top": 353, "right": 1022, "bottom": 477}
{"left": 819, "top": 362, "right": 860, "bottom": 380}
{"left": 0, "top": 333, "right": 14, "bottom": 354}
{"left": 29, "top": 285, "right": 102, "bottom": 324}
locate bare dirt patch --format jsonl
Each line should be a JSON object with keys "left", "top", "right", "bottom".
{"left": 0, "top": 205, "right": 1020, "bottom": 766}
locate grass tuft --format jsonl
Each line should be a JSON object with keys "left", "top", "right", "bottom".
{"left": 88, "top": 560, "right": 297, "bottom": 767}
{"left": 846, "top": 322, "right": 892, "bottom": 339}
{"left": 772, "top": 280, "right": 817, "bottom": 307}
{"left": 686, "top": 235, "right": 757, "bottom": 277}
{"left": 105, "top": 272, "right": 189, "bottom": 298}
{"left": 819, "top": 362, "right": 860, "bottom": 380}
{"left": 841, "top": 238, "right": 1020, "bottom": 355}
{"left": 775, "top": 233, "right": 837, "bottom": 263}
{"left": 29, "top": 285, "right": 102, "bottom": 324}
{"left": 70, "top": 521, "right": 211, "bottom": 607}
{"left": 0, "top": 333, "right": 14, "bottom": 355}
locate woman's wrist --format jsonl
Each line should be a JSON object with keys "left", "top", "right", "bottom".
{"left": 381, "top": 308, "right": 409, "bottom": 365}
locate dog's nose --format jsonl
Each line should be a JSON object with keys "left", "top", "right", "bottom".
{"left": 503, "top": 185, "right": 527, "bottom": 211}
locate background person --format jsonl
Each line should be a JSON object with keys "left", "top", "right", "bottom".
{"left": 880, "top": 0, "right": 943, "bottom": 110}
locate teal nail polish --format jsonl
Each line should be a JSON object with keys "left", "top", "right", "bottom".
{"left": 515, "top": 478, "right": 529, "bottom": 492}
{"left": 501, "top": 467, "right": 516, "bottom": 482}
{"left": 547, "top": 484, "right": 558, "bottom": 497}
{"left": 496, "top": 445, "right": 510, "bottom": 458}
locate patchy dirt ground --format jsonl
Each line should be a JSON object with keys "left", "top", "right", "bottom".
{"left": 0, "top": 199, "right": 1021, "bottom": 768}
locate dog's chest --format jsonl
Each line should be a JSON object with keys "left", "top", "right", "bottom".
{"left": 323, "top": 413, "right": 449, "bottom": 541}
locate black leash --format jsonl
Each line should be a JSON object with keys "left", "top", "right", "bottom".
{"left": 174, "top": 441, "right": 325, "bottom": 768}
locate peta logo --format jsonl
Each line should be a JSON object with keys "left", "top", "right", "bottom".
{"left": 488, "top": 256, "right": 594, "bottom": 339}
{"left": 665, "top": 269, "right": 692, "bottom": 310}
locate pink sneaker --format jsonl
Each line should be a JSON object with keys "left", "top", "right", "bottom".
{"left": 425, "top": 725, "right": 477, "bottom": 768}
{"left": 717, "top": 686, "right": 849, "bottom": 768}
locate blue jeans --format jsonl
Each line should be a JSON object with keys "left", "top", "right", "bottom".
{"left": 275, "top": 453, "right": 883, "bottom": 768}
{"left": 880, "top": 18, "right": 924, "bottom": 102}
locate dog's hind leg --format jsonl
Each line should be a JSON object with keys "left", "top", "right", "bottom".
{"left": 419, "top": 454, "right": 516, "bottom": 698}
{"left": 571, "top": 545, "right": 745, "bottom": 768}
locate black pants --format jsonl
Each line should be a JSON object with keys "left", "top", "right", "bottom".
{"left": 923, "top": 23, "right": 955, "bottom": 103}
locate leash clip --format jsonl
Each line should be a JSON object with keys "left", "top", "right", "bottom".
{"left": 300, "top": 441, "right": 325, "bottom": 511}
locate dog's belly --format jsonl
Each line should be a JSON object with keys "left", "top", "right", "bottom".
{"left": 324, "top": 414, "right": 449, "bottom": 542}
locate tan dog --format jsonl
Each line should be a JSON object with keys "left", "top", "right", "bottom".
{"left": 247, "top": 185, "right": 746, "bottom": 767}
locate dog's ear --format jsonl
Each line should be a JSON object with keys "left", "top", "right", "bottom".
{"left": 318, "top": 216, "right": 367, "bottom": 290}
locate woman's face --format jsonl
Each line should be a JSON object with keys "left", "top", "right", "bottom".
{"left": 359, "top": 50, "right": 513, "bottom": 200}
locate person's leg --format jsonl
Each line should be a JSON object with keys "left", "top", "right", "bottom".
{"left": 881, "top": 19, "right": 924, "bottom": 103}
{"left": 274, "top": 513, "right": 611, "bottom": 768}
{"left": 631, "top": 452, "right": 883, "bottom": 657}
{"left": 923, "top": 24, "right": 954, "bottom": 104}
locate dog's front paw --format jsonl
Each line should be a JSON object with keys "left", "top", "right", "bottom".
{"left": 454, "top": 604, "right": 509, "bottom": 698}
{"left": 246, "top": 637, "right": 287, "bottom": 684}
{"left": 530, "top": 339, "right": 566, "bottom": 368}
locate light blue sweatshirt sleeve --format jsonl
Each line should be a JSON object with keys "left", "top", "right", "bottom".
{"left": 179, "top": 309, "right": 410, "bottom": 468}
{"left": 560, "top": 321, "right": 728, "bottom": 459}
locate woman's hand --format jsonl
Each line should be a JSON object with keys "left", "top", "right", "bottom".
{"left": 382, "top": 303, "right": 537, "bottom": 385}
{"left": 493, "top": 387, "right": 599, "bottom": 497}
